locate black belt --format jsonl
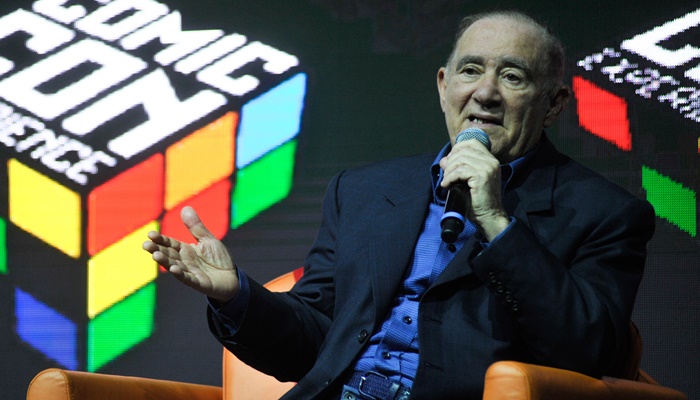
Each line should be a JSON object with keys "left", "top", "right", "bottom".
{"left": 342, "top": 371, "right": 411, "bottom": 400}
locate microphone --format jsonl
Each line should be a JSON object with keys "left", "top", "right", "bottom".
{"left": 440, "top": 128, "right": 492, "bottom": 243}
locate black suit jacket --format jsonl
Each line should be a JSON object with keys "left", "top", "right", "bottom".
{"left": 209, "top": 137, "right": 655, "bottom": 399}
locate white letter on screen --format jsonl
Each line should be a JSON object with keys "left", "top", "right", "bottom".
{"left": 74, "top": 0, "right": 168, "bottom": 42}
{"left": 0, "top": 9, "right": 75, "bottom": 76}
{"left": 62, "top": 68, "right": 227, "bottom": 159}
{"left": 0, "top": 39, "right": 146, "bottom": 120}
{"left": 174, "top": 33, "right": 247, "bottom": 75}
{"left": 120, "top": 11, "right": 223, "bottom": 66}
{"left": 621, "top": 8, "right": 700, "bottom": 68}
{"left": 197, "top": 41, "right": 298, "bottom": 96}
{"left": 33, "top": 0, "right": 86, "bottom": 24}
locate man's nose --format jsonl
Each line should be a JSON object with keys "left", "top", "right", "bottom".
{"left": 472, "top": 73, "right": 502, "bottom": 108}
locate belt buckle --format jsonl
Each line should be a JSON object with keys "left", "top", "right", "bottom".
{"left": 358, "top": 371, "right": 388, "bottom": 400}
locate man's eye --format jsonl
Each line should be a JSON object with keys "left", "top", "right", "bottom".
{"left": 462, "top": 67, "right": 479, "bottom": 75}
{"left": 503, "top": 73, "right": 523, "bottom": 84}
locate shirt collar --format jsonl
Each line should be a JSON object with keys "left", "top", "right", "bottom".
{"left": 430, "top": 140, "right": 540, "bottom": 205}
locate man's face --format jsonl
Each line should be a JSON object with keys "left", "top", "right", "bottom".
{"left": 437, "top": 17, "right": 569, "bottom": 163}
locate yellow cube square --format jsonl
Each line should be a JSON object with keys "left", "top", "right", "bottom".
{"left": 87, "top": 221, "right": 159, "bottom": 318}
{"left": 9, "top": 159, "right": 81, "bottom": 258}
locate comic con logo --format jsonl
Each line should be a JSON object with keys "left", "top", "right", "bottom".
{"left": 0, "top": 0, "right": 303, "bottom": 186}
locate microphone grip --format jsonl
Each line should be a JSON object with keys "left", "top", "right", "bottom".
{"left": 440, "top": 128, "right": 490, "bottom": 244}
{"left": 440, "top": 183, "right": 469, "bottom": 243}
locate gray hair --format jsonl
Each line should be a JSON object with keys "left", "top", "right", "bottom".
{"left": 446, "top": 11, "right": 565, "bottom": 95}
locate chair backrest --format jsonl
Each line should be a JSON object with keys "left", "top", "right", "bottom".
{"left": 221, "top": 268, "right": 304, "bottom": 400}
{"left": 619, "top": 321, "right": 643, "bottom": 381}
{"left": 619, "top": 321, "right": 663, "bottom": 384}
{"left": 625, "top": 321, "right": 662, "bottom": 385}
{"left": 481, "top": 321, "right": 687, "bottom": 400}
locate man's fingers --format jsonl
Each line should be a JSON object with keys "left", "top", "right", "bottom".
{"left": 143, "top": 237, "right": 185, "bottom": 269}
{"left": 150, "top": 251, "right": 173, "bottom": 267}
{"left": 143, "top": 233, "right": 182, "bottom": 255}
{"left": 181, "top": 206, "right": 216, "bottom": 242}
{"left": 145, "top": 230, "right": 182, "bottom": 251}
{"left": 440, "top": 142, "right": 499, "bottom": 188}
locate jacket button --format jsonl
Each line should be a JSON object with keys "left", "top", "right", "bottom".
{"left": 357, "top": 330, "right": 368, "bottom": 343}
{"left": 496, "top": 284, "right": 505, "bottom": 294}
{"left": 488, "top": 272, "right": 498, "bottom": 285}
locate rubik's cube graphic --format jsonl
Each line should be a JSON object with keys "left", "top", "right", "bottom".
{"left": 0, "top": 1, "right": 306, "bottom": 372}
{"left": 572, "top": 7, "right": 699, "bottom": 240}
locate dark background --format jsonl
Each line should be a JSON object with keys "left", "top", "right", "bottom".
{"left": 1, "top": 0, "right": 699, "bottom": 398}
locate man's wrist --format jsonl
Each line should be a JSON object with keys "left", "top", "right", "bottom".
{"left": 479, "top": 213, "right": 511, "bottom": 242}
{"left": 208, "top": 269, "right": 242, "bottom": 303}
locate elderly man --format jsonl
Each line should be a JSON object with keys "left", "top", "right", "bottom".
{"left": 144, "top": 10, "right": 654, "bottom": 399}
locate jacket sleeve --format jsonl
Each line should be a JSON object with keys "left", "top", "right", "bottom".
{"left": 471, "top": 194, "right": 655, "bottom": 377}
{"left": 207, "top": 172, "right": 345, "bottom": 382}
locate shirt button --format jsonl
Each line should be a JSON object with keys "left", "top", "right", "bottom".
{"left": 447, "top": 243, "right": 457, "bottom": 253}
{"left": 402, "top": 316, "right": 413, "bottom": 324}
{"left": 381, "top": 351, "right": 391, "bottom": 359}
{"left": 357, "top": 330, "right": 368, "bottom": 343}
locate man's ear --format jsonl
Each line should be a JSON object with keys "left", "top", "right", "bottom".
{"left": 543, "top": 84, "right": 571, "bottom": 127}
{"left": 437, "top": 67, "right": 448, "bottom": 113}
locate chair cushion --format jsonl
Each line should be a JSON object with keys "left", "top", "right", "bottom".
{"left": 482, "top": 361, "right": 687, "bottom": 400}
{"left": 27, "top": 368, "right": 222, "bottom": 400}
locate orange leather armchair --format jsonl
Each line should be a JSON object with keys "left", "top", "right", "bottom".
{"left": 27, "top": 269, "right": 687, "bottom": 400}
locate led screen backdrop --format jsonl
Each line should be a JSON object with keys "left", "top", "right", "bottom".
{"left": 1, "top": 0, "right": 698, "bottom": 399}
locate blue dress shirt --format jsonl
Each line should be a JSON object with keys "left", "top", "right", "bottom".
{"left": 350, "top": 143, "right": 531, "bottom": 387}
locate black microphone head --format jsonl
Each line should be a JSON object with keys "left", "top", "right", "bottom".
{"left": 455, "top": 128, "right": 491, "bottom": 151}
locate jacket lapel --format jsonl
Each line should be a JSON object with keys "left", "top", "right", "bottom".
{"left": 368, "top": 160, "right": 432, "bottom": 325}
{"left": 506, "top": 136, "right": 560, "bottom": 221}
{"left": 431, "top": 137, "right": 561, "bottom": 287}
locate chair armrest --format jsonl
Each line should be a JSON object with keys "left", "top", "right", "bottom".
{"left": 27, "top": 368, "right": 222, "bottom": 400}
{"left": 482, "top": 361, "right": 687, "bottom": 400}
